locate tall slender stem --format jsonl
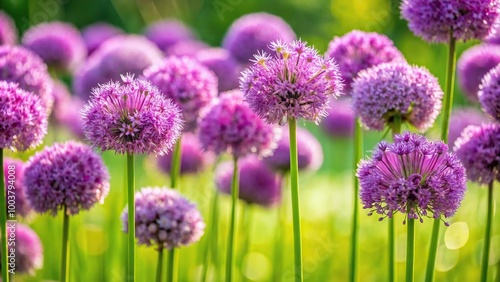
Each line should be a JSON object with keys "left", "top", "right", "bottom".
{"left": 201, "top": 191, "right": 220, "bottom": 282}
{"left": 273, "top": 173, "right": 288, "bottom": 282}
{"left": 156, "top": 248, "right": 164, "bottom": 282}
{"left": 60, "top": 206, "right": 70, "bottom": 282}
{"left": 127, "top": 153, "right": 136, "bottom": 282}
{"left": 170, "top": 137, "right": 183, "bottom": 189}
{"left": 350, "top": 119, "right": 362, "bottom": 282}
{"left": 0, "top": 148, "right": 8, "bottom": 282}
{"left": 289, "top": 118, "right": 303, "bottom": 282}
{"left": 406, "top": 217, "right": 415, "bottom": 282}
{"left": 481, "top": 182, "right": 494, "bottom": 282}
{"left": 166, "top": 248, "right": 177, "bottom": 282}
{"left": 225, "top": 156, "right": 239, "bottom": 282}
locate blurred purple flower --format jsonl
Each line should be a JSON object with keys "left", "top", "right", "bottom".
{"left": 8, "top": 224, "right": 43, "bottom": 275}
{"left": 81, "top": 22, "right": 123, "bottom": 55}
{"left": 0, "top": 11, "right": 17, "bottom": 46}
{"left": 448, "top": 107, "right": 491, "bottom": 147}
{"left": 322, "top": 98, "right": 355, "bottom": 138}
{"left": 144, "top": 20, "right": 194, "bottom": 52}
{"left": 3, "top": 158, "right": 32, "bottom": 217}
{"left": 166, "top": 39, "right": 209, "bottom": 58}
{"left": 195, "top": 48, "right": 242, "bottom": 92}
{"left": 479, "top": 64, "right": 500, "bottom": 121}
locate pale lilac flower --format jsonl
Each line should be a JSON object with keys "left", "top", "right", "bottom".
{"left": 8, "top": 224, "right": 43, "bottom": 275}
{"left": 449, "top": 107, "right": 491, "bottom": 146}
{"left": 144, "top": 20, "right": 194, "bottom": 52}
{"left": 166, "top": 40, "right": 209, "bottom": 58}
{"left": 195, "top": 48, "right": 242, "bottom": 92}
{"left": 478, "top": 64, "right": 500, "bottom": 121}
{"left": 3, "top": 158, "right": 32, "bottom": 217}
{"left": 322, "top": 98, "right": 355, "bottom": 138}
{"left": 81, "top": 22, "right": 123, "bottom": 55}
{"left": 0, "top": 11, "right": 17, "bottom": 46}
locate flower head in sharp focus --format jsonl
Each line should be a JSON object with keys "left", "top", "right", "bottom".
{"left": 0, "top": 11, "right": 17, "bottom": 46}
{"left": 322, "top": 98, "right": 355, "bottom": 138}
{"left": 3, "top": 158, "right": 32, "bottom": 217}
{"left": 454, "top": 124, "right": 500, "bottom": 185}
{"left": 7, "top": 224, "right": 43, "bottom": 275}
{"left": 144, "top": 20, "right": 195, "bottom": 52}
{"left": 81, "top": 22, "right": 123, "bottom": 55}
{"left": 325, "top": 30, "right": 406, "bottom": 93}
{"left": 357, "top": 132, "right": 467, "bottom": 224}
{"left": 121, "top": 187, "right": 205, "bottom": 250}
{"left": 23, "top": 141, "right": 110, "bottom": 215}
{"left": 401, "top": 0, "right": 500, "bottom": 43}
{"left": 195, "top": 48, "right": 242, "bottom": 92}
{"left": 352, "top": 62, "right": 443, "bottom": 132}
{"left": 143, "top": 56, "right": 218, "bottom": 132}
{"left": 479, "top": 64, "right": 500, "bottom": 122}
{"left": 198, "top": 90, "right": 280, "bottom": 158}
{"left": 215, "top": 156, "right": 282, "bottom": 207}
{"left": 82, "top": 74, "right": 183, "bottom": 156}
{"left": 241, "top": 40, "right": 344, "bottom": 125}
{"left": 449, "top": 107, "right": 491, "bottom": 147}
{"left": 0, "top": 81, "right": 48, "bottom": 151}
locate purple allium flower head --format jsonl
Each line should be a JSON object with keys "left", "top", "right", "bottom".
{"left": 22, "top": 21, "right": 86, "bottom": 73}
{"left": 325, "top": 30, "right": 405, "bottom": 93}
{"left": 7, "top": 224, "right": 43, "bottom": 274}
{"left": 263, "top": 126, "right": 323, "bottom": 172}
{"left": 0, "top": 45, "right": 53, "bottom": 111}
{"left": 222, "top": 13, "right": 296, "bottom": 65}
{"left": 74, "top": 35, "right": 163, "bottom": 101}
{"left": 352, "top": 62, "right": 443, "bottom": 131}
{"left": 121, "top": 187, "right": 205, "bottom": 250}
{"left": 24, "top": 141, "right": 110, "bottom": 215}
{"left": 0, "top": 81, "right": 47, "bottom": 151}
{"left": 3, "top": 158, "right": 32, "bottom": 217}
{"left": 449, "top": 107, "right": 491, "bottom": 147}
{"left": 81, "top": 22, "right": 123, "bottom": 55}
{"left": 401, "top": 0, "right": 500, "bottom": 43}
{"left": 457, "top": 44, "right": 500, "bottom": 102}
{"left": 321, "top": 98, "right": 355, "bottom": 138}
{"left": 198, "top": 90, "right": 280, "bottom": 158}
{"left": 215, "top": 156, "right": 282, "bottom": 207}
{"left": 156, "top": 133, "right": 214, "bottom": 175}
{"left": 49, "top": 80, "right": 85, "bottom": 138}
{"left": 357, "top": 132, "right": 466, "bottom": 224}
{"left": 241, "top": 40, "right": 344, "bottom": 125}
{"left": 144, "top": 56, "right": 218, "bottom": 132}
{"left": 0, "top": 11, "right": 17, "bottom": 46}
{"left": 82, "top": 74, "right": 183, "bottom": 155}
{"left": 454, "top": 124, "right": 500, "bottom": 184}
{"left": 166, "top": 40, "right": 209, "bottom": 58}
{"left": 479, "top": 64, "right": 500, "bottom": 121}
{"left": 144, "top": 20, "right": 195, "bottom": 52}
{"left": 195, "top": 48, "right": 242, "bottom": 92}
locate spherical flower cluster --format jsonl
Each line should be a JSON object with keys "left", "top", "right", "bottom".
{"left": 81, "top": 22, "right": 123, "bottom": 55}
{"left": 479, "top": 64, "right": 500, "bottom": 121}
{"left": 357, "top": 132, "right": 466, "bottom": 223}
{"left": 457, "top": 44, "right": 500, "bottom": 102}
{"left": 241, "top": 40, "right": 343, "bottom": 125}
{"left": 82, "top": 74, "right": 183, "bottom": 155}
{"left": 325, "top": 30, "right": 405, "bottom": 93}
{"left": 74, "top": 35, "right": 163, "bottom": 101}
{"left": 7, "top": 224, "right": 43, "bottom": 274}
{"left": 198, "top": 90, "right": 280, "bottom": 158}
{"left": 449, "top": 107, "right": 491, "bottom": 147}
{"left": 0, "top": 81, "right": 47, "bottom": 151}
{"left": 215, "top": 156, "right": 282, "bottom": 207}
{"left": 143, "top": 56, "right": 218, "bottom": 131}
{"left": 454, "top": 124, "right": 500, "bottom": 184}
{"left": 195, "top": 48, "right": 242, "bottom": 92}
{"left": 24, "top": 141, "right": 110, "bottom": 215}
{"left": 222, "top": 13, "right": 296, "bottom": 64}
{"left": 144, "top": 20, "right": 194, "bottom": 52}
{"left": 0, "top": 11, "right": 17, "bottom": 45}
{"left": 166, "top": 40, "right": 209, "bottom": 58}
{"left": 121, "top": 187, "right": 205, "bottom": 250}
{"left": 22, "top": 21, "right": 86, "bottom": 73}
{"left": 321, "top": 98, "right": 355, "bottom": 138}
{"left": 263, "top": 126, "right": 323, "bottom": 172}
{"left": 156, "top": 133, "right": 214, "bottom": 175}
{"left": 0, "top": 46, "right": 53, "bottom": 110}
{"left": 352, "top": 62, "right": 443, "bottom": 131}
{"left": 401, "top": 0, "right": 500, "bottom": 43}
{"left": 3, "top": 158, "right": 32, "bottom": 217}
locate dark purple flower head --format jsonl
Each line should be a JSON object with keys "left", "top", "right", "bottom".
{"left": 457, "top": 44, "right": 500, "bottom": 102}
{"left": 241, "top": 40, "right": 344, "bottom": 125}
{"left": 0, "top": 81, "right": 47, "bottom": 151}
{"left": 263, "top": 126, "right": 323, "bottom": 172}
{"left": 215, "top": 156, "right": 282, "bottom": 207}
{"left": 198, "top": 90, "right": 280, "bottom": 158}
{"left": 454, "top": 124, "right": 500, "bottom": 184}
{"left": 0, "top": 45, "right": 53, "bottom": 111}
{"left": 144, "top": 20, "right": 194, "bottom": 52}
{"left": 479, "top": 64, "right": 500, "bottom": 121}
{"left": 24, "top": 141, "right": 110, "bottom": 215}
{"left": 7, "top": 224, "right": 43, "bottom": 274}
{"left": 195, "top": 48, "right": 242, "bottom": 92}
{"left": 358, "top": 132, "right": 466, "bottom": 224}
{"left": 321, "top": 98, "right": 355, "bottom": 138}
{"left": 74, "top": 35, "right": 163, "bottom": 101}
{"left": 222, "top": 13, "right": 296, "bottom": 65}
{"left": 166, "top": 40, "right": 209, "bottom": 58}
{"left": 325, "top": 30, "right": 405, "bottom": 93}
{"left": 401, "top": 0, "right": 500, "bottom": 43}
{"left": 22, "top": 21, "right": 86, "bottom": 73}
{"left": 3, "top": 158, "right": 32, "bottom": 217}
{"left": 82, "top": 74, "right": 183, "bottom": 155}
{"left": 156, "top": 133, "right": 214, "bottom": 175}
{"left": 143, "top": 56, "right": 218, "bottom": 132}
{"left": 81, "top": 22, "right": 123, "bottom": 55}
{"left": 0, "top": 11, "right": 17, "bottom": 46}
{"left": 352, "top": 62, "right": 443, "bottom": 131}
{"left": 121, "top": 187, "right": 205, "bottom": 250}
{"left": 449, "top": 107, "right": 491, "bottom": 147}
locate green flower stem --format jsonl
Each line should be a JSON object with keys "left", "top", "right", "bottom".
{"left": 61, "top": 206, "right": 70, "bottom": 282}
{"left": 225, "top": 156, "right": 239, "bottom": 282}
{"left": 273, "top": 173, "right": 288, "bottom": 282}
{"left": 127, "top": 153, "right": 136, "bottom": 282}
{"left": 156, "top": 248, "right": 164, "bottom": 282}
{"left": 0, "top": 148, "right": 8, "bottom": 282}
{"left": 406, "top": 216, "right": 415, "bottom": 282}
{"left": 170, "top": 137, "right": 183, "bottom": 189}
{"left": 166, "top": 248, "right": 177, "bottom": 282}
{"left": 201, "top": 191, "right": 220, "bottom": 282}
{"left": 350, "top": 119, "right": 362, "bottom": 282}
{"left": 481, "top": 182, "right": 495, "bottom": 282}
{"left": 289, "top": 118, "right": 303, "bottom": 282}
